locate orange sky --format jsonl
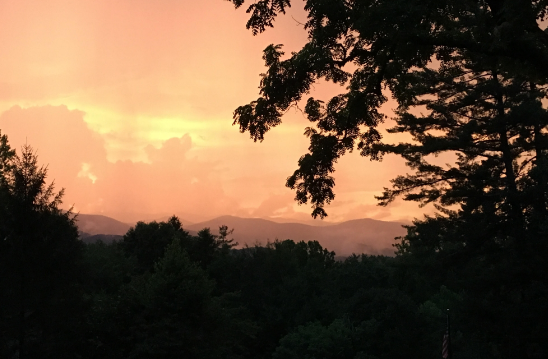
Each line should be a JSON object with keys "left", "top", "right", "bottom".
{"left": 0, "top": 0, "right": 433, "bottom": 224}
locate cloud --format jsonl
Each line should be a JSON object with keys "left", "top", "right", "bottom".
{"left": 77, "top": 163, "right": 97, "bottom": 183}
{"left": 0, "top": 105, "right": 238, "bottom": 221}
{"left": 94, "top": 136, "right": 235, "bottom": 219}
{"left": 0, "top": 0, "right": 432, "bottom": 223}
{"left": 144, "top": 136, "right": 192, "bottom": 164}
{"left": 251, "top": 192, "right": 295, "bottom": 218}
{"left": 0, "top": 104, "right": 107, "bottom": 181}
{"left": 0, "top": 0, "right": 307, "bottom": 114}
{"left": 0, "top": 0, "right": 314, "bottom": 164}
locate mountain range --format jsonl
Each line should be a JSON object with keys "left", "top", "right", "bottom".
{"left": 76, "top": 214, "right": 407, "bottom": 256}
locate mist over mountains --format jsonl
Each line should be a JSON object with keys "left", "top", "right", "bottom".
{"left": 76, "top": 214, "right": 407, "bottom": 256}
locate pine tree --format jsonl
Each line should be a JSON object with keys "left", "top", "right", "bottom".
{"left": 228, "top": 1, "right": 548, "bottom": 356}
{"left": 229, "top": 0, "right": 548, "bottom": 218}
{"left": 0, "top": 143, "right": 84, "bottom": 359}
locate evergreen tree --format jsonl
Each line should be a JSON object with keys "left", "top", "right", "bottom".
{"left": 0, "top": 143, "right": 85, "bottom": 359}
{"left": 229, "top": 0, "right": 548, "bottom": 219}
{"left": 228, "top": 1, "right": 548, "bottom": 356}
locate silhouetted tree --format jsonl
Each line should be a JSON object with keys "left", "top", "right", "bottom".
{"left": 0, "top": 142, "right": 84, "bottom": 359}
{"left": 191, "top": 226, "right": 238, "bottom": 269}
{"left": 119, "top": 216, "right": 191, "bottom": 274}
{"left": 228, "top": 2, "right": 548, "bottom": 356}
{"left": 0, "top": 130, "right": 14, "bottom": 182}
{"left": 229, "top": 0, "right": 548, "bottom": 219}
{"left": 88, "top": 237, "right": 256, "bottom": 359}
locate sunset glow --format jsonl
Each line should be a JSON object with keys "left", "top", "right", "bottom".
{"left": 0, "top": 0, "right": 430, "bottom": 224}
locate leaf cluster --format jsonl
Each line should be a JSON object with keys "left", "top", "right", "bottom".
{"left": 229, "top": 0, "right": 548, "bottom": 219}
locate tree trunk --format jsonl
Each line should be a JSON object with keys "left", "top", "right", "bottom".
{"left": 493, "top": 72, "right": 524, "bottom": 231}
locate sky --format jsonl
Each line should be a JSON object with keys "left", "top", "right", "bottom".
{"left": 0, "top": 0, "right": 433, "bottom": 224}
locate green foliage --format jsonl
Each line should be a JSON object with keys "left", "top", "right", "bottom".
{"left": 202, "top": 239, "right": 337, "bottom": 358}
{"left": 273, "top": 319, "right": 356, "bottom": 359}
{"left": 345, "top": 288, "right": 423, "bottom": 358}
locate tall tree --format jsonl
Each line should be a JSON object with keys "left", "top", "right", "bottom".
{"left": 228, "top": 2, "right": 548, "bottom": 357}
{"left": 0, "top": 130, "right": 15, "bottom": 182}
{"left": 229, "top": 0, "right": 548, "bottom": 219}
{"left": 0, "top": 142, "right": 84, "bottom": 359}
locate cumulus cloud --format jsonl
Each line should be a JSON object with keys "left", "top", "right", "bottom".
{"left": 0, "top": 105, "right": 238, "bottom": 222}
{"left": 0, "top": 104, "right": 107, "bottom": 185}
{"left": 77, "top": 163, "right": 97, "bottom": 183}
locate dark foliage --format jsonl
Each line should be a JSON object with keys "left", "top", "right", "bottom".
{"left": 2, "top": 1, "right": 548, "bottom": 356}
{"left": 0, "top": 139, "right": 86, "bottom": 359}
{"left": 226, "top": 0, "right": 548, "bottom": 357}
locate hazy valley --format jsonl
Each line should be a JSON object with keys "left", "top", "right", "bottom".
{"left": 76, "top": 213, "right": 407, "bottom": 256}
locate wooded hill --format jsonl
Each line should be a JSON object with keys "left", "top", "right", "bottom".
{"left": 77, "top": 214, "right": 406, "bottom": 256}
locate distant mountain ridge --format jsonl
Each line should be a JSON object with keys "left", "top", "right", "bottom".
{"left": 264, "top": 216, "right": 339, "bottom": 226}
{"left": 76, "top": 214, "right": 131, "bottom": 236}
{"left": 76, "top": 214, "right": 406, "bottom": 256}
{"left": 187, "top": 216, "right": 405, "bottom": 256}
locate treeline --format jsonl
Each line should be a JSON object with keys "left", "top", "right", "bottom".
{"left": 82, "top": 220, "right": 451, "bottom": 359}
{"left": 77, "top": 219, "right": 548, "bottom": 359}
{"left": 0, "top": 210, "right": 459, "bottom": 359}
{"left": 1, "top": 132, "right": 547, "bottom": 358}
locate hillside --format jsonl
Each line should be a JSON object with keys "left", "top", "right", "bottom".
{"left": 187, "top": 216, "right": 406, "bottom": 256}
{"left": 76, "top": 214, "right": 132, "bottom": 236}
{"left": 76, "top": 213, "right": 407, "bottom": 256}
